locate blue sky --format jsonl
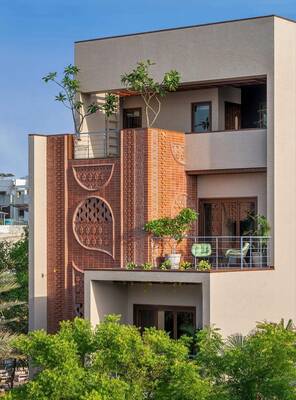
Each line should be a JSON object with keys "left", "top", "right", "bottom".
{"left": 0, "top": 0, "right": 295, "bottom": 176}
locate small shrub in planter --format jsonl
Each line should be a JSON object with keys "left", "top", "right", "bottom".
{"left": 179, "top": 261, "right": 193, "bottom": 270}
{"left": 159, "top": 259, "right": 172, "bottom": 270}
{"left": 126, "top": 262, "right": 137, "bottom": 270}
{"left": 198, "top": 260, "right": 211, "bottom": 271}
{"left": 140, "top": 262, "right": 153, "bottom": 270}
{"left": 144, "top": 208, "right": 198, "bottom": 269}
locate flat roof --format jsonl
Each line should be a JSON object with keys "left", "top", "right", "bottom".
{"left": 75, "top": 14, "right": 295, "bottom": 44}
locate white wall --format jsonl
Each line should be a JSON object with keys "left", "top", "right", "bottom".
{"left": 197, "top": 172, "right": 267, "bottom": 215}
{"left": 29, "top": 135, "right": 47, "bottom": 331}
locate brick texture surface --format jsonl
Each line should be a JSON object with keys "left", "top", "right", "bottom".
{"left": 46, "top": 129, "right": 197, "bottom": 330}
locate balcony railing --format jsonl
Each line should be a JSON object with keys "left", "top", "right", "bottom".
{"left": 74, "top": 130, "right": 120, "bottom": 159}
{"left": 151, "top": 236, "right": 272, "bottom": 270}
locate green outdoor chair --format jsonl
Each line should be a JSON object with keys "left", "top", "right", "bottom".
{"left": 191, "top": 243, "right": 212, "bottom": 259}
{"left": 225, "top": 242, "right": 250, "bottom": 267}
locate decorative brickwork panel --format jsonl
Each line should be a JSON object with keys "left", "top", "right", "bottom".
{"left": 72, "top": 164, "right": 114, "bottom": 191}
{"left": 46, "top": 129, "right": 197, "bottom": 331}
{"left": 68, "top": 158, "right": 121, "bottom": 272}
{"left": 73, "top": 196, "right": 114, "bottom": 257}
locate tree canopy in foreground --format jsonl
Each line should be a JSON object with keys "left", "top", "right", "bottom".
{"left": 4, "top": 316, "right": 296, "bottom": 400}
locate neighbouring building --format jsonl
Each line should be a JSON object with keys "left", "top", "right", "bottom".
{"left": 0, "top": 175, "right": 29, "bottom": 225}
{"left": 29, "top": 15, "right": 296, "bottom": 337}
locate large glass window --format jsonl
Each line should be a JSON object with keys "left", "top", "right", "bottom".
{"left": 192, "top": 102, "right": 211, "bottom": 133}
{"left": 134, "top": 305, "right": 196, "bottom": 339}
{"left": 123, "top": 108, "right": 142, "bottom": 129}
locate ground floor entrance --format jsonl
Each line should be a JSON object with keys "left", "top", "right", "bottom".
{"left": 134, "top": 304, "right": 196, "bottom": 339}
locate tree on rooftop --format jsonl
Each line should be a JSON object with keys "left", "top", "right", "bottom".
{"left": 43, "top": 65, "right": 117, "bottom": 139}
{"left": 121, "top": 60, "right": 181, "bottom": 128}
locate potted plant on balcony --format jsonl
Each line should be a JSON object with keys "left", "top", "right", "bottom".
{"left": 144, "top": 208, "right": 198, "bottom": 269}
{"left": 244, "top": 214, "right": 270, "bottom": 267}
{"left": 42, "top": 64, "right": 117, "bottom": 139}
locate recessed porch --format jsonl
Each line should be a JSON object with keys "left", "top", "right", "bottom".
{"left": 84, "top": 270, "right": 209, "bottom": 333}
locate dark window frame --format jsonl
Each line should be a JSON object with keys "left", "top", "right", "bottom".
{"left": 123, "top": 107, "right": 142, "bottom": 129}
{"left": 191, "top": 101, "right": 212, "bottom": 133}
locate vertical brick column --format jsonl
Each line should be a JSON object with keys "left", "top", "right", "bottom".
{"left": 47, "top": 135, "right": 69, "bottom": 332}
{"left": 121, "top": 128, "right": 197, "bottom": 266}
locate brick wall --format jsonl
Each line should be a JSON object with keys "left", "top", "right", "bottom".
{"left": 46, "top": 129, "right": 197, "bottom": 330}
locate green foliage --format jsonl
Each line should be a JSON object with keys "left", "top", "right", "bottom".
{"left": 5, "top": 318, "right": 296, "bottom": 400}
{"left": 121, "top": 60, "right": 180, "bottom": 127}
{"left": 0, "top": 229, "right": 28, "bottom": 333}
{"left": 244, "top": 213, "right": 271, "bottom": 237}
{"left": 196, "top": 322, "right": 296, "bottom": 400}
{"left": 5, "top": 315, "right": 211, "bottom": 400}
{"left": 43, "top": 65, "right": 117, "bottom": 137}
{"left": 159, "top": 259, "right": 172, "bottom": 270}
{"left": 125, "top": 262, "right": 137, "bottom": 270}
{"left": 179, "top": 261, "right": 193, "bottom": 270}
{"left": 197, "top": 260, "right": 211, "bottom": 271}
{"left": 139, "top": 262, "right": 153, "bottom": 270}
{"left": 144, "top": 208, "right": 198, "bottom": 243}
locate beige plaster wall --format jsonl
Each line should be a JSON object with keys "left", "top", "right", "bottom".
{"left": 126, "top": 283, "right": 203, "bottom": 328}
{"left": 121, "top": 88, "right": 219, "bottom": 132}
{"left": 186, "top": 129, "right": 267, "bottom": 171}
{"left": 75, "top": 17, "right": 274, "bottom": 93}
{"left": 272, "top": 18, "right": 296, "bottom": 316}
{"left": 28, "top": 135, "right": 47, "bottom": 331}
{"left": 197, "top": 172, "right": 267, "bottom": 215}
{"left": 209, "top": 270, "right": 292, "bottom": 336}
{"left": 89, "top": 281, "right": 128, "bottom": 326}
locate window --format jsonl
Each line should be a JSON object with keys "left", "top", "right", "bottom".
{"left": 199, "top": 198, "right": 257, "bottom": 236}
{"left": 192, "top": 102, "right": 211, "bottom": 133}
{"left": 134, "top": 305, "right": 196, "bottom": 339}
{"left": 123, "top": 108, "right": 142, "bottom": 129}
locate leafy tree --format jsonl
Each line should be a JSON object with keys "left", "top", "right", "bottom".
{"left": 144, "top": 207, "right": 197, "bottom": 253}
{"left": 43, "top": 65, "right": 117, "bottom": 138}
{"left": 0, "top": 229, "right": 28, "bottom": 333}
{"left": 121, "top": 60, "right": 180, "bottom": 127}
{"left": 196, "top": 322, "right": 296, "bottom": 400}
{"left": 5, "top": 316, "right": 211, "bottom": 400}
{"left": 0, "top": 269, "right": 24, "bottom": 362}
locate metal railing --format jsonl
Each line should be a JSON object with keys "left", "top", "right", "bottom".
{"left": 74, "top": 130, "right": 120, "bottom": 159}
{"left": 151, "top": 236, "right": 272, "bottom": 270}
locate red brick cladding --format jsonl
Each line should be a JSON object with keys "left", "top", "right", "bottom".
{"left": 121, "top": 128, "right": 197, "bottom": 266}
{"left": 46, "top": 129, "right": 197, "bottom": 331}
{"left": 47, "top": 135, "right": 68, "bottom": 332}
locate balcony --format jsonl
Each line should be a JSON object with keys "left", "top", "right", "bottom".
{"left": 185, "top": 129, "right": 267, "bottom": 173}
{"left": 150, "top": 236, "right": 272, "bottom": 271}
{"left": 14, "top": 193, "right": 29, "bottom": 207}
{"left": 74, "top": 130, "right": 120, "bottom": 159}
{"left": 0, "top": 194, "right": 10, "bottom": 207}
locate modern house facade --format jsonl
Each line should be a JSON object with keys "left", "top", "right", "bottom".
{"left": 29, "top": 15, "right": 296, "bottom": 337}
